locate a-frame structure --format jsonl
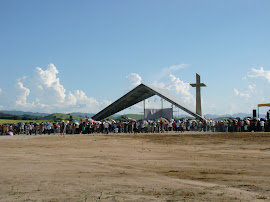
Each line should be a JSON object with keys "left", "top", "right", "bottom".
{"left": 92, "top": 83, "right": 205, "bottom": 121}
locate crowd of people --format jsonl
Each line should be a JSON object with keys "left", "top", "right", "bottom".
{"left": 1, "top": 117, "right": 270, "bottom": 136}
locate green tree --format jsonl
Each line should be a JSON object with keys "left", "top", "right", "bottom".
{"left": 53, "top": 115, "right": 57, "bottom": 122}
{"left": 69, "top": 115, "right": 73, "bottom": 122}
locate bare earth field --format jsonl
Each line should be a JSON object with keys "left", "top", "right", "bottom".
{"left": 0, "top": 132, "right": 270, "bottom": 201}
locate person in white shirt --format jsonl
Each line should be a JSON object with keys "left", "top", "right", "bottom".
{"left": 169, "top": 122, "right": 173, "bottom": 131}
{"left": 176, "top": 121, "right": 180, "bottom": 133}
{"left": 103, "top": 122, "right": 109, "bottom": 134}
{"left": 260, "top": 120, "right": 265, "bottom": 132}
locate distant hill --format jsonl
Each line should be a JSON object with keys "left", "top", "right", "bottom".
{"left": 0, "top": 112, "right": 20, "bottom": 120}
{"left": 119, "top": 114, "right": 144, "bottom": 120}
{"left": 70, "top": 112, "right": 95, "bottom": 118}
{"left": 0, "top": 111, "right": 44, "bottom": 120}
{"left": 43, "top": 113, "right": 83, "bottom": 121}
{"left": 204, "top": 113, "right": 253, "bottom": 119}
{"left": 0, "top": 110, "right": 49, "bottom": 117}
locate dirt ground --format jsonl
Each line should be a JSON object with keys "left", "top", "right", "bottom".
{"left": 0, "top": 132, "right": 270, "bottom": 201}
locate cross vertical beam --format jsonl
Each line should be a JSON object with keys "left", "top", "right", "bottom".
{"left": 190, "top": 73, "right": 206, "bottom": 116}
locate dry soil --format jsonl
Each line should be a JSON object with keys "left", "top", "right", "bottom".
{"left": 0, "top": 132, "right": 270, "bottom": 201}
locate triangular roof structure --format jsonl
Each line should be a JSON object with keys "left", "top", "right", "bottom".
{"left": 92, "top": 83, "right": 205, "bottom": 121}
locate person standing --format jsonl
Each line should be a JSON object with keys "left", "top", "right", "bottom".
{"left": 61, "top": 121, "right": 66, "bottom": 137}
{"left": 260, "top": 119, "right": 265, "bottom": 132}
{"left": 47, "top": 123, "right": 51, "bottom": 135}
{"left": 180, "top": 121, "right": 184, "bottom": 133}
{"left": 103, "top": 121, "right": 109, "bottom": 134}
{"left": 176, "top": 120, "right": 180, "bottom": 133}
{"left": 29, "top": 124, "right": 33, "bottom": 135}
{"left": 237, "top": 119, "right": 241, "bottom": 132}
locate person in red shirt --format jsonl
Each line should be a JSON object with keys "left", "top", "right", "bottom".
{"left": 237, "top": 120, "right": 241, "bottom": 132}
{"left": 172, "top": 121, "right": 176, "bottom": 131}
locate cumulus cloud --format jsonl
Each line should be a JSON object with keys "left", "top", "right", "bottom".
{"left": 66, "top": 92, "right": 77, "bottom": 106}
{"left": 126, "top": 73, "right": 142, "bottom": 88}
{"left": 151, "top": 81, "right": 166, "bottom": 89}
{"left": 15, "top": 82, "right": 31, "bottom": 105}
{"left": 167, "top": 74, "right": 195, "bottom": 105}
{"left": 4, "top": 63, "right": 109, "bottom": 113}
{"left": 70, "top": 90, "right": 100, "bottom": 110}
{"left": 247, "top": 66, "right": 270, "bottom": 82}
{"left": 149, "top": 73, "right": 196, "bottom": 109}
{"left": 34, "top": 63, "right": 66, "bottom": 104}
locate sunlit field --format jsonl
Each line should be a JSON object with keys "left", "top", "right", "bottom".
{"left": 0, "top": 132, "right": 270, "bottom": 201}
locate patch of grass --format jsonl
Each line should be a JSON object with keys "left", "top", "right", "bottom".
{"left": 97, "top": 191, "right": 103, "bottom": 200}
{"left": 171, "top": 189, "right": 177, "bottom": 195}
{"left": 256, "top": 195, "right": 267, "bottom": 199}
{"left": 186, "top": 192, "right": 195, "bottom": 196}
{"left": 217, "top": 192, "right": 224, "bottom": 196}
{"left": 0, "top": 119, "right": 49, "bottom": 124}
{"left": 84, "top": 190, "right": 88, "bottom": 202}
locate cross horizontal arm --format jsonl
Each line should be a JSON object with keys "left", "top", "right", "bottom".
{"left": 190, "top": 83, "right": 206, "bottom": 87}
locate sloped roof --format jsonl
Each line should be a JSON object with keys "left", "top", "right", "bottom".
{"left": 92, "top": 83, "right": 205, "bottom": 120}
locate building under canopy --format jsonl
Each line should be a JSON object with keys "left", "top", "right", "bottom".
{"left": 92, "top": 83, "right": 205, "bottom": 121}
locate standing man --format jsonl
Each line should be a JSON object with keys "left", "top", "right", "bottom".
{"left": 103, "top": 121, "right": 109, "bottom": 134}
{"left": 61, "top": 121, "right": 66, "bottom": 138}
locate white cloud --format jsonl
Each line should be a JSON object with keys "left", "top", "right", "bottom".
{"left": 151, "top": 73, "right": 195, "bottom": 106}
{"left": 232, "top": 66, "right": 270, "bottom": 114}
{"left": 158, "top": 64, "right": 188, "bottom": 80}
{"left": 3, "top": 63, "right": 111, "bottom": 113}
{"left": 233, "top": 88, "right": 250, "bottom": 98}
{"left": 66, "top": 92, "right": 77, "bottom": 106}
{"left": 101, "top": 100, "right": 112, "bottom": 107}
{"left": 166, "top": 74, "right": 195, "bottom": 105}
{"left": 248, "top": 84, "right": 255, "bottom": 91}
{"left": 15, "top": 82, "right": 30, "bottom": 105}
{"left": 168, "top": 64, "right": 188, "bottom": 71}
{"left": 233, "top": 88, "right": 239, "bottom": 96}
{"left": 34, "top": 63, "right": 66, "bottom": 104}
{"left": 247, "top": 66, "right": 270, "bottom": 82}
{"left": 71, "top": 90, "right": 99, "bottom": 110}
{"left": 151, "top": 81, "right": 166, "bottom": 89}
{"left": 126, "top": 73, "right": 142, "bottom": 88}
{"left": 0, "top": 88, "right": 2, "bottom": 94}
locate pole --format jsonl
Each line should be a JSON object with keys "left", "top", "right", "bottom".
{"left": 144, "top": 99, "right": 146, "bottom": 119}
{"left": 172, "top": 104, "right": 173, "bottom": 119}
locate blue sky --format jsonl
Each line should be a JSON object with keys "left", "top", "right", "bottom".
{"left": 1, "top": 0, "right": 270, "bottom": 116}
